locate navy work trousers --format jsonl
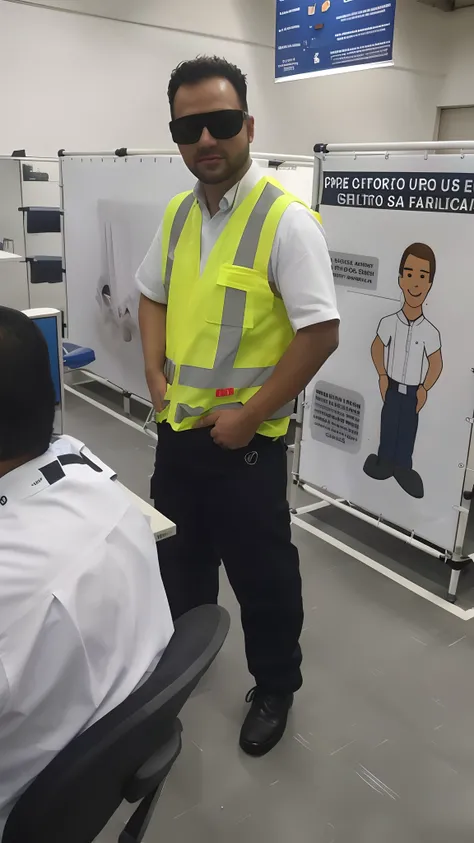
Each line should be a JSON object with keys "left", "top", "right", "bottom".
{"left": 152, "top": 423, "right": 303, "bottom": 695}
{"left": 378, "top": 379, "right": 419, "bottom": 470}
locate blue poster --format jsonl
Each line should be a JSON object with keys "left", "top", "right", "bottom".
{"left": 275, "top": 0, "right": 396, "bottom": 81}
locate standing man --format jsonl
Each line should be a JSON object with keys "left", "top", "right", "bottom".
{"left": 363, "top": 243, "right": 442, "bottom": 499}
{"left": 137, "top": 56, "right": 339, "bottom": 757}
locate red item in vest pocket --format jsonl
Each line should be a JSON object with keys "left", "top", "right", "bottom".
{"left": 216, "top": 388, "right": 235, "bottom": 398}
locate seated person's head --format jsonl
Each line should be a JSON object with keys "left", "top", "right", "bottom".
{"left": 0, "top": 306, "right": 55, "bottom": 477}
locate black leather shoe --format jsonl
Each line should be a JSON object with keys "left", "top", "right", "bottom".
{"left": 363, "top": 454, "right": 394, "bottom": 481}
{"left": 239, "top": 688, "right": 294, "bottom": 757}
{"left": 394, "top": 466, "right": 424, "bottom": 499}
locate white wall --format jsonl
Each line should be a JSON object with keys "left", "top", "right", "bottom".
{"left": 0, "top": 0, "right": 472, "bottom": 159}
{"left": 9, "top": 0, "right": 274, "bottom": 46}
{"left": 439, "top": 7, "right": 474, "bottom": 109}
{"left": 0, "top": 0, "right": 279, "bottom": 156}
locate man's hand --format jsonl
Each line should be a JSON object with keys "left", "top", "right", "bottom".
{"left": 416, "top": 385, "right": 428, "bottom": 413}
{"left": 379, "top": 374, "right": 389, "bottom": 401}
{"left": 196, "top": 408, "right": 258, "bottom": 449}
{"left": 146, "top": 370, "right": 168, "bottom": 412}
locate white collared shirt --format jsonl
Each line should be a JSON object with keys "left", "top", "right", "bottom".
{"left": 0, "top": 436, "right": 173, "bottom": 833}
{"left": 136, "top": 161, "right": 339, "bottom": 331}
{"left": 377, "top": 310, "right": 441, "bottom": 386}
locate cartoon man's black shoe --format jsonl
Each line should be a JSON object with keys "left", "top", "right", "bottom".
{"left": 363, "top": 454, "right": 394, "bottom": 481}
{"left": 393, "top": 467, "right": 424, "bottom": 499}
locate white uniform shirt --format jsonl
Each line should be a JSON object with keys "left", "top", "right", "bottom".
{"left": 377, "top": 310, "right": 441, "bottom": 386}
{"left": 136, "top": 161, "right": 339, "bottom": 331}
{"left": 0, "top": 436, "right": 173, "bottom": 833}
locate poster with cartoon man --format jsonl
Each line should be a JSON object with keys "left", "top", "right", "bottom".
{"left": 363, "top": 243, "right": 443, "bottom": 499}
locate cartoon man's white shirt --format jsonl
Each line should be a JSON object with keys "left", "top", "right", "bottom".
{"left": 377, "top": 310, "right": 441, "bottom": 387}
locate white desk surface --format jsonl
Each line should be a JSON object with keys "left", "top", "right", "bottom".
{"left": 118, "top": 483, "right": 176, "bottom": 542}
{"left": 0, "top": 251, "right": 23, "bottom": 261}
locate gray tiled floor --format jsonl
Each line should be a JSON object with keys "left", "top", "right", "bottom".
{"left": 64, "top": 390, "right": 474, "bottom": 843}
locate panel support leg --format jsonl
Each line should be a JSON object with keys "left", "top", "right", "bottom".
{"left": 447, "top": 568, "right": 461, "bottom": 604}
{"left": 290, "top": 392, "right": 304, "bottom": 514}
{"left": 447, "top": 554, "right": 472, "bottom": 604}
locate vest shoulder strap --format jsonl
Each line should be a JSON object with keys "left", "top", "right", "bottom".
{"left": 161, "top": 191, "right": 195, "bottom": 283}
{"left": 262, "top": 174, "right": 323, "bottom": 224}
{"left": 250, "top": 177, "right": 323, "bottom": 275}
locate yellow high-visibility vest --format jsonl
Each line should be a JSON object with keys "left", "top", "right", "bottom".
{"left": 158, "top": 175, "right": 322, "bottom": 437}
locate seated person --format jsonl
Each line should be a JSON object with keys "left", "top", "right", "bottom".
{"left": 0, "top": 306, "right": 173, "bottom": 833}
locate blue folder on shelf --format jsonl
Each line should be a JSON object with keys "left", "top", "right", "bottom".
{"left": 27, "top": 256, "right": 63, "bottom": 284}
{"left": 19, "top": 206, "right": 63, "bottom": 234}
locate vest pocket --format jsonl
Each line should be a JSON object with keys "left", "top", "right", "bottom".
{"left": 207, "top": 265, "right": 273, "bottom": 330}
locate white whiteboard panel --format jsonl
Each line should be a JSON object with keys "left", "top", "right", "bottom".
{"left": 274, "top": 166, "right": 313, "bottom": 206}
{"left": 300, "top": 154, "right": 474, "bottom": 553}
{"left": 62, "top": 155, "right": 194, "bottom": 399}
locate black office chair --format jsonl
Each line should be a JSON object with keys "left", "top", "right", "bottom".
{"left": 3, "top": 605, "right": 230, "bottom": 843}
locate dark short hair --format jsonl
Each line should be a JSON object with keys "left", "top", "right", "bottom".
{"left": 0, "top": 307, "right": 55, "bottom": 462}
{"left": 168, "top": 56, "right": 248, "bottom": 117}
{"left": 399, "top": 243, "right": 436, "bottom": 283}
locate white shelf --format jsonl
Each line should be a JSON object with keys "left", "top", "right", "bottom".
{"left": 0, "top": 251, "right": 23, "bottom": 262}
{"left": 116, "top": 483, "right": 176, "bottom": 542}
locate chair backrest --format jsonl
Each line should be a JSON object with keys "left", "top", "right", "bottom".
{"left": 3, "top": 605, "right": 230, "bottom": 843}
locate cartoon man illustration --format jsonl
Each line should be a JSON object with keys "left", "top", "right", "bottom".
{"left": 363, "top": 243, "right": 443, "bottom": 499}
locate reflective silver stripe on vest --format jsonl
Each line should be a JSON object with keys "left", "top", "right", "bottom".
{"left": 174, "top": 403, "right": 206, "bottom": 424}
{"left": 175, "top": 400, "right": 293, "bottom": 424}
{"left": 270, "top": 400, "right": 294, "bottom": 420}
{"left": 164, "top": 358, "right": 176, "bottom": 385}
{"left": 233, "top": 183, "right": 284, "bottom": 268}
{"left": 179, "top": 182, "right": 285, "bottom": 391}
{"left": 164, "top": 193, "right": 195, "bottom": 297}
{"left": 179, "top": 364, "right": 275, "bottom": 390}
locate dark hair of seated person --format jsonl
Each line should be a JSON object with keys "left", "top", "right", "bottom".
{"left": 0, "top": 306, "right": 55, "bottom": 471}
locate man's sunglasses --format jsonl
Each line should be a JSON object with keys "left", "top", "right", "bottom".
{"left": 170, "top": 109, "right": 248, "bottom": 145}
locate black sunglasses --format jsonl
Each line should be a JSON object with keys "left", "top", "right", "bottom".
{"left": 170, "top": 109, "right": 248, "bottom": 145}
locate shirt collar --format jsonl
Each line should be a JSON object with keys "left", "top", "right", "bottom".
{"left": 397, "top": 310, "right": 425, "bottom": 327}
{"left": 0, "top": 444, "right": 61, "bottom": 505}
{"left": 193, "top": 160, "right": 263, "bottom": 214}
{"left": 0, "top": 435, "right": 111, "bottom": 505}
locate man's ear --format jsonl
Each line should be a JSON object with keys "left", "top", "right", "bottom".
{"left": 247, "top": 115, "right": 255, "bottom": 144}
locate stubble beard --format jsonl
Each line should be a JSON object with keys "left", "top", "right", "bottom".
{"left": 192, "top": 145, "right": 250, "bottom": 185}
